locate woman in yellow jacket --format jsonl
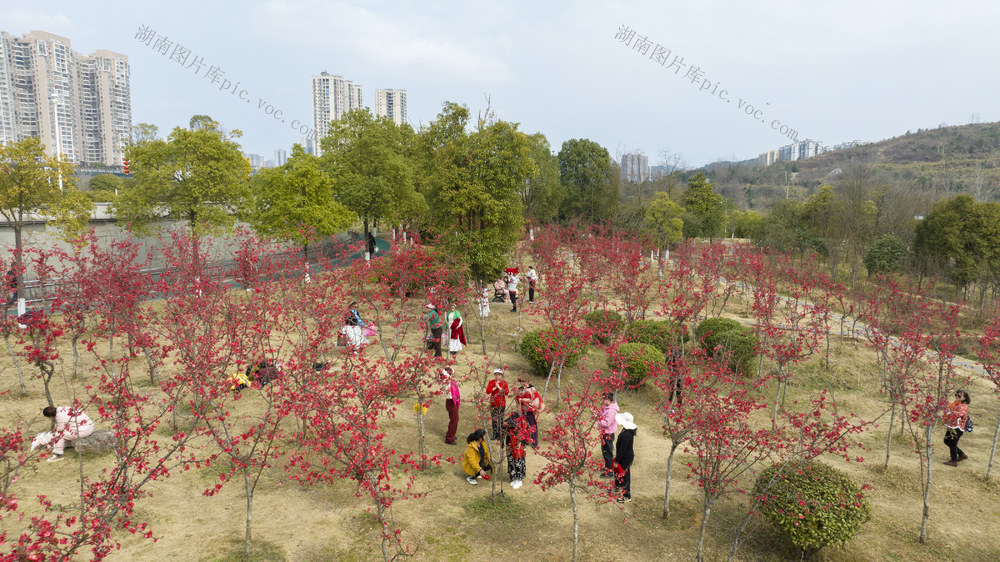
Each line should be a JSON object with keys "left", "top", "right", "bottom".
{"left": 462, "top": 429, "right": 493, "bottom": 485}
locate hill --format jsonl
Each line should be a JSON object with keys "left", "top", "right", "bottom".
{"left": 699, "top": 122, "right": 1000, "bottom": 212}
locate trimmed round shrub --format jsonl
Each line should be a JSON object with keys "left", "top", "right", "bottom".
{"left": 624, "top": 319, "right": 690, "bottom": 353}
{"left": 583, "top": 310, "right": 625, "bottom": 344}
{"left": 694, "top": 317, "right": 758, "bottom": 377}
{"left": 753, "top": 460, "right": 871, "bottom": 556}
{"left": 606, "top": 342, "right": 665, "bottom": 388}
{"left": 693, "top": 317, "right": 742, "bottom": 343}
{"left": 519, "top": 327, "right": 587, "bottom": 377}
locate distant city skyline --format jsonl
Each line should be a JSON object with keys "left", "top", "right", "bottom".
{"left": 0, "top": 29, "right": 131, "bottom": 167}
{"left": 3, "top": 2, "right": 998, "bottom": 169}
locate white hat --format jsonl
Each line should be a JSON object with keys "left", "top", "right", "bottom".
{"left": 493, "top": 368, "right": 504, "bottom": 375}
{"left": 425, "top": 303, "right": 436, "bottom": 309}
{"left": 615, "top": 412, "right": 637, "bottom": 430}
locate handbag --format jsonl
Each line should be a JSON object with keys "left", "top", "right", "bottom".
{"left": 964, "top": 413, "right": 973, "bottom": 433}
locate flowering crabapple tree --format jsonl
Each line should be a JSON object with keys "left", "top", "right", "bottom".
{"left": 287, "top": 346, "right": 438, "bottom": 561}
{"left": 756, "top": 262, "right": 826, "bottom": 424}
{"left": 977, "top": 312, "right": 1000, "bottom": 479}
{"left": 681, "top": 361, "right": 771, "bottom": 562}
{"left": 653, "top": 350, "right": 698, "bottom": 520}
{"left": 596, "top": 229, "right": 655, "bottom": 323}
{"left": 533, "top": 366, "right": 619, "bottom": 562}
{"left": 527, "top": 226, "right": 591, "bottom": 401}
{"left": 900, "top": 300, "right": 965, "bottom": 543}
{"left": 727, "top": 389, "right": 876, "bottom": 560}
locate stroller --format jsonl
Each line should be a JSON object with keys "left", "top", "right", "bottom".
{"left": 492, "top": 278, "right": 508, "bottom": 303}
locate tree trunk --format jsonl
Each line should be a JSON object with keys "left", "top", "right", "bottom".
{"left": 244, "top": 470, "right": 253, "bottom": 562}
{"left": 377, "top": 501, "right": 390, "bottom": 562}
{"left": 569, "top": 477, "right": 580, "bottom": 562}
{"left": 40, "top": 361, "right": 55, "bottom": 408}
{"left": 919, "top": 425, "right": 933, "bottom": 543}
{"left": 987, "top": 411, "right": 1000, "bottom": 479}
{"left": 13, "top": 225, "right": 23, "bottom": 303}
{"left": 696, "top": 497, "right": 713, "bottom": 562}
{"left": 884, "top": 404, "right": 895, "bottom": 470}
{"left": 142, "top": 345, "right": 158, "bottom": 383}
{"left": 417, "top": 403, "right": 427, "bottom": 468}
{"left": 662, "top": 442, "right": 679, "bottom": 518}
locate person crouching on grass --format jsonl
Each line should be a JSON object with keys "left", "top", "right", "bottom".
{"left": 462, "top": 428, "right": 492, "bottom": 485}
{"left": 42, "top": 405, "right": 95, "bottom": 462}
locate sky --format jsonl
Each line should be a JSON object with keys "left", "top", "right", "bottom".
{"left": 6, "top": 0, "right": 999, "bottom": 168}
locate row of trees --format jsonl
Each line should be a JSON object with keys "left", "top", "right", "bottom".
{"left": 5, "top": 224, "right": 1000, "bottom": 559}
{"left": 0, "top": 107, "right": 629, "bottom": 297}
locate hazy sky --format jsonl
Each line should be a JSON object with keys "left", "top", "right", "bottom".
{"left": 7, "top": 0, "right": 998, "bottom": 168}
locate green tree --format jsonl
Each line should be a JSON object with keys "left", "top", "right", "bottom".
{"left": 115, "top": 116, "right": 251, "bottom": 238}
{"left": 521, "top": 133, "right": 562, "bottom": 223}
{"left": 915, "top": 194, "right": 1000, "bottom": 297}
{"left": 557, "top": 139, "right": 618, "bottom": 222}
{"left": 643, "top": 192, "right": 685, "bottom": 246}
{"left": 681, "top": 173, "right": 725, "bottom": 239}
{"left": 730, "top": 209, "right": 764, "bottom": 239}
{"left": 251, "top": 144, "right": 355, "bottom": 258}
{"left": 863, "top": 233, "right": 908, "bottom": 277}
{"left": 416, "top": 102, "right": 534, "bottom": 282}
{"left": 88, "top": 173, "right": 121, "bottom": 193}
{"left": 320, "top": 108, "right": 423, "bottom": 239}
{"left": 0, "top": 137, "right": 92, "bottom": 296}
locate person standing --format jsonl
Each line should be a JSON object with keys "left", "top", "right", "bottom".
{"left": 613, "top": 412, "right": 637, "bottom": 502}
{"left": 423, "top": 303, "right": 445, "bottom": 358}
{"left": 507, "top": 270, "right": 520, "bottom": 312}
{"left": 462, "top": 429, "right": 493, "bottom": 485}
{"left": 443, "top": 368, "right": 461, "bottom": 445}
{"left": 666, "top": 349, "right": 683, "bottom": 406}
{"left": 446, "top": 303, "right": 467, "bottom": 357}
{"left": 505, "top": 413, "right": 528, "bottom": 489}
{"left": 486, "top": 368, "right": 509, "bottom": 439}
{"left": 525, "top": 266, "right": 538, "bottom": 303}
{"left": 42, "top": 405, "right": 95, "bottom": 462}
{"left": 478, "top": 286, "right": 491, "bottom": 318}
{"left": 597, "top": 393, "right": 619, "bottom": 478}
{"left": 943, "top": 389, "right": 971, "bottom": 466}
{"left": 516, "top": 377, "right": 542, "bottom": 447}
{"left": 5, "top": 264, "right": 16, "bottom": 308}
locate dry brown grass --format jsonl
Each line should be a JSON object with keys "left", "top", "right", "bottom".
{"left": 2, "top": 292, "right": 1000, "bottom": 562}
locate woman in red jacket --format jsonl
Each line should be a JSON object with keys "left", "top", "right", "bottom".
{"left": 943, "top": 389, "right": 971, "bottom": 467}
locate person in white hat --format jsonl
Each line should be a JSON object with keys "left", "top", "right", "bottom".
{"left": 613, "top": 412, "right": 637, "bottom": 502}
{"left": 486, "top": 368, "right": 509, "bottom": 440}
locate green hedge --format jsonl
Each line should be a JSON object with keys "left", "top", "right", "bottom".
{"left": 607, "top": 342, "right": 664, "bottom": 388}
{"left": 519, "top": 327, "right": 587, "bottom": 377}
{"left": 624, "top": 319, "right": 690, "bottom": 353}
{"left": 694, "top": 317, "right": 757, "bottom": 377}
{"left": 583, "top": 310, "right": 625, "bottom": 344}
{"left": 753, "top": 460, "right": 871, "bottom": 556}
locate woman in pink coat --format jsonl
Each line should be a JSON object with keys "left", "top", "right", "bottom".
{"left": 43, "top": 405, "right": 95, "bottom": 462}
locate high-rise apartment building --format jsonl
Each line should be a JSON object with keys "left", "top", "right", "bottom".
{"left": 0, "top": 30, "right": 131, "bottom": 167}
{"left": 620, "top": 153, "right": 649, "bottom": 183}
{"left": 375, "top": 88, "right": 407, "bottom": 126}
{"left": 274, "top": 148, "right": 287, "bottom": 167}
{"left": 311, "top": 71, "right": 363, "bottom": 155}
